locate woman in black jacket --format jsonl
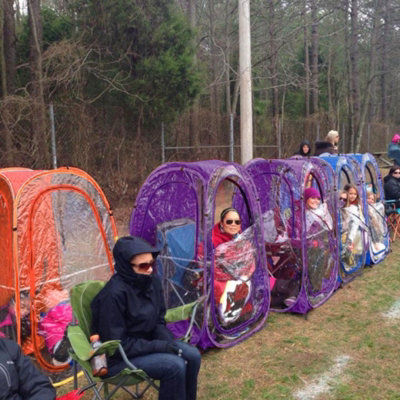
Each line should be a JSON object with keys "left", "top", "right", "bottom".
{"left": 0, "top": 338, "right": 55, "bottom": 400}
{"left": 91, "top": 236, "right": 201, "bottom": 400}
{"left": 384, "top": 165, "right": 400, "bottom": 208}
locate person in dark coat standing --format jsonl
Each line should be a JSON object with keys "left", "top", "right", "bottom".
{"left": 0, "top": 337, "right": 56, "bottom": 400}
{"left": 314, "top": 141, "right": 336, "bottom": 156}
{"left": 384, "top": 165, "right": 400, "bottom": 208}
{"left": 91, "top": 236, "right": 201, "bottom": 400}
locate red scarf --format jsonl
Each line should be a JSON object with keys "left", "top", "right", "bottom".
{"left": 212, "top": 223, "right": 235, "bottom": 248}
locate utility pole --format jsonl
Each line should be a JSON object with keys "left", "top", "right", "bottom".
{"left": 239, "top": 0, "right": 253, "bottom": 164}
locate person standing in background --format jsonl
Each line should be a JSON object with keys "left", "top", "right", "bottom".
{"left": 387, "top": 134, "right": 400, "bottom": 165}
{"left": 325, "top": 130, "right": 339, "bottom": 153}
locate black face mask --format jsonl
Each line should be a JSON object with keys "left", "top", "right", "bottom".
{"left": 113, "top": 237, "right": 154, "bottom": 289}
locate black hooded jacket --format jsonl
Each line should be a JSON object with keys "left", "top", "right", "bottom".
{"left": 91, "top": 237, "right": 174, "bottom": 368}
{"left": 294, "top": 140, "right": 311, "bottom": 156}
{"left": 0, "top": 338, "right": 55, "bottom": 400}
{"left": 384, "top": 174, "right": 400, "bottom": 203}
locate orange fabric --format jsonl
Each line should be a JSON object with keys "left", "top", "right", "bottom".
{"left": 0, "top": 167, "right": 117, "bottom": 373}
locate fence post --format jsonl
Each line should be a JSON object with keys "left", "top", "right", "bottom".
{"left": 367, "top": 123, "right": 370, "bottom": 153}
{"left": 49, "top": 103, "right": 57, "bottom": 169}
{"left": 161, "top": 122, "right": 165, "bottom": 164}
{"left": 386, "top": 126, "right": 389, "bottom": 150}
{"left": 229, "top": 113, "right": 234, "bottom": 162}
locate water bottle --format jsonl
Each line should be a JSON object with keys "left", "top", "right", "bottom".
{"left": 90, "top": 334, "right": 108, "bottom": 377}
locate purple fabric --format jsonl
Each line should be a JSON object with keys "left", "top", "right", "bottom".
{"left": 245, "top": 158, "right": 338, "bottom": 314}
{"left": 131, "top": 161, "right": 270, "bottom": 349}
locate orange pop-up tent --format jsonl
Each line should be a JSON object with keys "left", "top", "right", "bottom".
{"left": 0, "top": 167, "right": 117, "bottom": 373}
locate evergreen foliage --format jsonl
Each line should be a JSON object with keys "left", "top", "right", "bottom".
{"left": 68, "top": 0, "right": 201, "bottom": 126}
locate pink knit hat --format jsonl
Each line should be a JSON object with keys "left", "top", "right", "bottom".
{"left": 304, "top": 187, "right": 321, "bottom": 201}
{"left": 391, "top": 134, "right": 400, "bottom": 143}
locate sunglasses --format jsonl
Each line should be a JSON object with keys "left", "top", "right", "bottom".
{"left": 393, "top": 171, "right": 400, "bottom": 175}
{"left": 131, "top": 259, "right": 156, "bottom": 271}
{"left": 340, "top": 197, "right": 347, "bottom": 201}
{"left": 225, "top": 219, "right": 241, "bottom": 225}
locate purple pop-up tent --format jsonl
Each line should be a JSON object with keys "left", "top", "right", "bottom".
{"left": 130, "top": 160, "right": 270, "bottom": 349}
{"left": 245, "top": 158, "right": 338, "bottom": 314}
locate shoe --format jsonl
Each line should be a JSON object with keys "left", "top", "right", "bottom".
{"left": 284, "top": 296, "right": 297, "bottom": 307}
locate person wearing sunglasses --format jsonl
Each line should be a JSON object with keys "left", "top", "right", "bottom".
{"left": 384, "top": 165, "right": 400, "bottom": 209}
{"left": 210, "top": 207, "right": 259, "bottom": 330}
{"left": 91, "top": 236, "right": 201, "bottom": 400}
{"left": 212, "top": 207, "right": 242, "bottom": 248}
{"left": 338, "top": 190, "right": 348, "bottom": 208}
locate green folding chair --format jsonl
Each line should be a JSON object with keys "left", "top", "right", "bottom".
{"left": 68, "top": 280, "right": 202, "bottom": 400}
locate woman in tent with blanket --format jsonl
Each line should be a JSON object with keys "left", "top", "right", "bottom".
{"left": 211, "top": 208, "right": 258, "bottom": 328}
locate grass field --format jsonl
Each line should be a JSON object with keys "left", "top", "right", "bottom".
{"left": 57, "top": 242, "right": 400, "bottom": 400}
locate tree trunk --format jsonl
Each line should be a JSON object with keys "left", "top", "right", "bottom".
{"left": 28, "top": 0, "right": 49, "bottom": 167}
{"left": 224, "top": 0, "right": 232, "bottom": 117}
{"left": 208, "top": 0, "right": 220, "bottom": 143}
{"left": 187, "top": 0, "right": 200, "bottom": 150}
{"left": 3, "top": 0, "right": 16, "bottom": 95}
{"left": 303, "top": 0, "right": 310, "bottom": 118}
{"left": 379, "top": 0, "right": 389, "bottom": 122}
{"left": 310, "top": 0, "right": 319, "bottom": 114}
{"left": 355, "top": 0, "right": 379, "bottom": 152}
{"left": 0, "top": 1, "right": 6, "bottom": 98}
{"left": 268, "top": 0, "right": 279, "bottom": 150}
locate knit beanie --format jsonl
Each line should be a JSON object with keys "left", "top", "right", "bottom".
{"left": 304, "top": 187, "right": 321, "bottom": 201}
{"left": 391, "top": 134, "right": 400, "bottom": 143}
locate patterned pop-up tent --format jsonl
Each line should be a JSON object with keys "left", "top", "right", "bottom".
{"left": 0, "top": 167, "right": 117, "bottom": 374}
{"left": 245, "top": 158, "right": 338, "bottom": 314}
{"left": 130, "top": 160, "right": 270, "bottom": 349}
{"left": 320, "top": 155, "right": 368, "bottom": 283}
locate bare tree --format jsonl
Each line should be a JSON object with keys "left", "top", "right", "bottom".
{"left": 349, "top": 0, "right": 361, "bottom": 151}
{"left": 28, "top": 0, "right": 50, "bottom": 166}
{"left": 268, "top": 0, "right": 279, "bottom": 148}
{"left": 303, "top": 0, "right": 310, "bottom": 118}
{"left": 379, "top": 0, "right": 389, "bottom": 122}
{"left": 310, "top": 0, "right": 319, "bottom": 114}
{"left": 3, "top": 0, "right": 16, "bottom": 95}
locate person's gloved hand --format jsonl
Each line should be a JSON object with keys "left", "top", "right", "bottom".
{"left": 166, "top": 343, "right": 183, "bottom": 357}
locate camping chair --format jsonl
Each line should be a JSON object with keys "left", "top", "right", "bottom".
{"left": 68, "top": 280, "right": 202, "bottom": 400}
{"left": 384, "top": 199, "right": 400, "bottom": 242}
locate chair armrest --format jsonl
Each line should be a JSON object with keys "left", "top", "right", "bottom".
{"left": 165, "top": 295, "right": 206, "bottom": 323}
{"left": 67, "top": 325, "right": 120, "bottom": 361}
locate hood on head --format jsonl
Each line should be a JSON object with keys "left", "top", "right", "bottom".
{"left": 299, "top": 140, "right": 311, "bottom": 155}
{"left": 113, "top": 236, "right": 160, "bottom": 283}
